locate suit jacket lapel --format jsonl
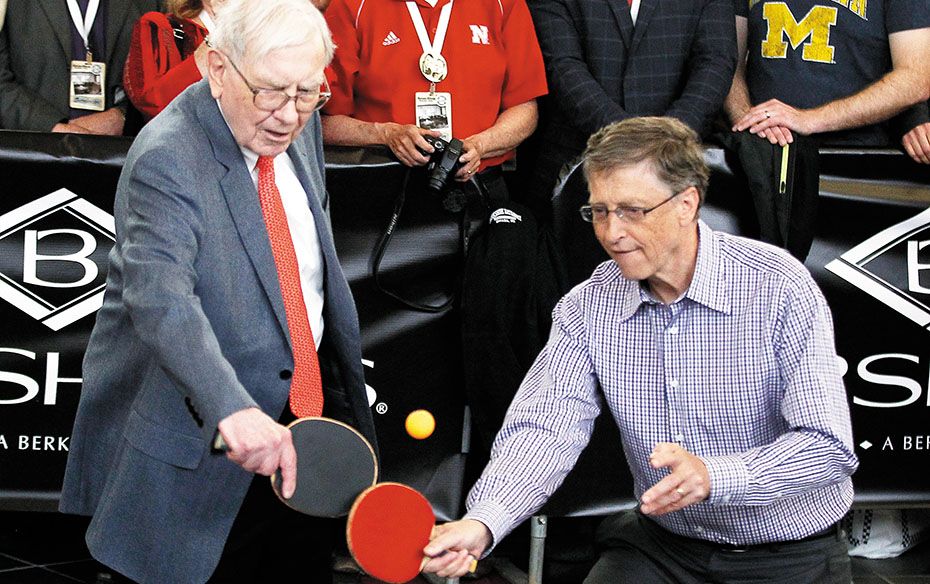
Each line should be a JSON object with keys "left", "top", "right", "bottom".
{"left": 606, "top": 0, "right": 634, "bottom": 49}
{"left": 106, "top": 0, "right": 132, "bottom": 64}
{"left": 194, "top": 84, "right": 292, "bottom": 342}
{"left": 631, "top": 0, "right": 659, "bottom": 54}
{"left": 38, "top": 0, "right": 73, "bottom": 61}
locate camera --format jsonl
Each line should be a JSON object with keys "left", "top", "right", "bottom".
{"left": 421, "top": 135, "right": 465, "bottom": 192}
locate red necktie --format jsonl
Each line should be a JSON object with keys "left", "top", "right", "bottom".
{"left": 257, "top": 155, "right": 324, "bottom": 418}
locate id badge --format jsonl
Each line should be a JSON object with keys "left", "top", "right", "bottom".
{"left": 69, "top": 60, "right": 106, "bottom": 111}
{"left": 415, "top": 92, "right": 452, "bottom": 142}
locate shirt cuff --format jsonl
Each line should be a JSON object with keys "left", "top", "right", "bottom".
{"left": 463, "top": 499, "right": 515, "bottom": 556}
{"left": 702, "top": 454, "right": 750, "bottom": 506}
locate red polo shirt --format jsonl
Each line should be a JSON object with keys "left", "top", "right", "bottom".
{"left": 325, "top": 0, "right": 547, "bottom": 169}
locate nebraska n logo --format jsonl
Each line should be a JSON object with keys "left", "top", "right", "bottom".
{"left": 0, "top": 189, "right": 114, "bottom": 330}
{"left": 469, "top": 25, "right": 489, "bottom": 45}
{"left": 826, "top": 207, "right": 930, "bottom": 331}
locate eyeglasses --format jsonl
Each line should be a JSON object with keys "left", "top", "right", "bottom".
{"left": 222, "top": 52, "right": 331, "bottom": 113}
{"left": 579, "top": 191, "right": 681, "bottom": 223}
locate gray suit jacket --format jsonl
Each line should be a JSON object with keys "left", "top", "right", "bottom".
{"left": 0, "top": 0, "right": 159, "bottom": 130}
{"left": 59, "top": 80, "right": 377, "bottom": 583}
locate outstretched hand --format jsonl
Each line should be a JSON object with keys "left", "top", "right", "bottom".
{"left": 640, "top": 442, "right": 710, "bottom": 516}
{"left": 422, "top": 519, "right": 491, "bottom": 578}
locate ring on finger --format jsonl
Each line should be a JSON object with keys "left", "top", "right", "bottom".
{"left": 675, "top": 487, "right": 686, "bottom": 496}
{"left": 764, "top": 111, "right": 771, "bottom": 119}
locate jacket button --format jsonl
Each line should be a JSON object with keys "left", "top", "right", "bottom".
{"left": 279, "top": 370, "right": 292, "bottom": 380}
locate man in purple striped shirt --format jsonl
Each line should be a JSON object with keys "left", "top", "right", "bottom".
{"left": 423, "top": 116, "right": 859, "bottom": 583}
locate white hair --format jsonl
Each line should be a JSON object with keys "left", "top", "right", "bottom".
{"left": 210, "top": 0, "right": 335, "bottom": 66}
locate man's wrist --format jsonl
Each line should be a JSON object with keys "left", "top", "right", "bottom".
{"left": 373, "top": 121, "right": 395, "bottom": 145}
{"left": 802, "top": 106, "right": 827, "bottom": 135}
{"left": 726, "top": 103, "right": 750, "bottom": 125}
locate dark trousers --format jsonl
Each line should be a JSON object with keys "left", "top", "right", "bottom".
{"left": 208, "top": 472, "right": 340, "bottom": 583}
{"left": 210, "top": 336, "right": 354, "bottom": 583}
{"left": 584, "top": 511, "right": 851, "bottom": 584}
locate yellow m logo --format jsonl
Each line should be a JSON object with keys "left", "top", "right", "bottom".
{"left": 761, "top": 3, "right": 837, "bottom": 64}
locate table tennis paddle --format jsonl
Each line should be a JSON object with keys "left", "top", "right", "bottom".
{"left": 213, "top": 416, "right": 378, "bottom": 517}
{"left": 347, "top": 482, "right": 436, "bottom": 583}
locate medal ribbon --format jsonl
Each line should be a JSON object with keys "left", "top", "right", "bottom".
{"left": 406, "top": 0, "right": 454, "bottom": 80}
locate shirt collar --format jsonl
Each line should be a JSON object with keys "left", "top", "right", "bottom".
{"left": 616, "top": 219, "right": 730, "bottom": 321}
{"left": 683, "top": 219, "right": 731, "bottom": 314}
{"left": 240, "top": 146, "right": 260, "bottom": 175}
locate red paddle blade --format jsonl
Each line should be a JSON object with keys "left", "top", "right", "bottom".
{"left": 347, "top": 483, "right": 435, "bottom": 584}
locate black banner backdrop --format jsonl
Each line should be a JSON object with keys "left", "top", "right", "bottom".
{"left": 0, "top": 134, "right": 468, "bottom": 517}
{"left": 2, "top": 131, "right": 930, "bottom": 517}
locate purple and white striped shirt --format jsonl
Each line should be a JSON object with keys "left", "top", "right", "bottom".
{"left": 466, "top": 220, "right": 858, "bottom": 547}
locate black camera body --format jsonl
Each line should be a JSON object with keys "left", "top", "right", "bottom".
{"left": 421, "top": 135, "right": 465, "bottom": 192}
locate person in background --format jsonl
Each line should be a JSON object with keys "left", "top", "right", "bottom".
{"left": 124, "top": 0, "right": 332, "bottom": 123}
{"left": 423, "top": 117, "right": 858, "bottom": 584}
{"left": 0, "top": 0, "right": 160, "bottom": 134}
{"left": 322, "top": 0, "right": 547, "bottom": 187}
{"left": 723, "top": 0, "right": 930, "bottom": 259}
{"left": 123, "top": 0, "right": 215, "bottom": 121}
{"left": 900, "top": 100, "right": 930, "bottom": 165}
{"left": 526, "top": 0, "right": 736, "bottom": 219}
{"left": 322, "top": 0, "right": 551, "bottom": 503}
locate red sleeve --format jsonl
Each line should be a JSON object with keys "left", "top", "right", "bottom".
{"left": 323, "top": 0, "right": 362, "bottom": 117}
{"left": 123, "top": 13, "right": 206, "bottom": 121}
{"left": 499, "top": 0, "right": 548, "bottom": 110}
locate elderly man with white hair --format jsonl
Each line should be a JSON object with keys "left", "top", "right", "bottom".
{"left": 59, "top": 0, "right": 376, "bottom": 582}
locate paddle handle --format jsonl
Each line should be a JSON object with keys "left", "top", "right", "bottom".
{"left": 419, "top": 554, "right": 477, "bottom": 574}
{"left": 211, "top": 430, "right": 229, "bottom": 453}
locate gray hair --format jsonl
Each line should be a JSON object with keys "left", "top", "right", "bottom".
{"left": 210, "top": 0, "right": 335, "bottom": 67}
{"left": 583, "top": 117, "right": 709, "bottom": 206}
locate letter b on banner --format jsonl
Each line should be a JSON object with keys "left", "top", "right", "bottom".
{"left": 22, "top": 229, "right": 99, "bottom": 288}
{"left": 908, "top": 240, "right": 930, "bottom": 295}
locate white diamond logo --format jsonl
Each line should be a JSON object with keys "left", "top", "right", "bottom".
{"left": 826, "top": 207, "right": 930, "bottom": 331}
{"left": 859, "top": 441, "right": 873, "bottom": 450}
{"left": 0, "top": 188, "right": 114, "bottom": 330}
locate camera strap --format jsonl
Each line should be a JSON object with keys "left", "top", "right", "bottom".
{"left": 371, "top": 168, "right": 488, "bottom": 313}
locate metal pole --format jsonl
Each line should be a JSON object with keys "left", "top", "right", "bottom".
{"left": 528, "top": 515, "right": 547, "bottom": 584}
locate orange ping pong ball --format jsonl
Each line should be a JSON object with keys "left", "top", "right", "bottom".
{"left": 405, "top": 409, "right": 435, "bottom": 440}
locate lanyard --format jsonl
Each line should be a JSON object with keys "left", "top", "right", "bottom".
{"left": 199, "top": 9, "right": 215, "bottom": 33}
{"left": 66, "top": 0, "right": 101, "bottom": 60}
{"left": 406, "top": 0, "right": 453, "bottom": 60}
